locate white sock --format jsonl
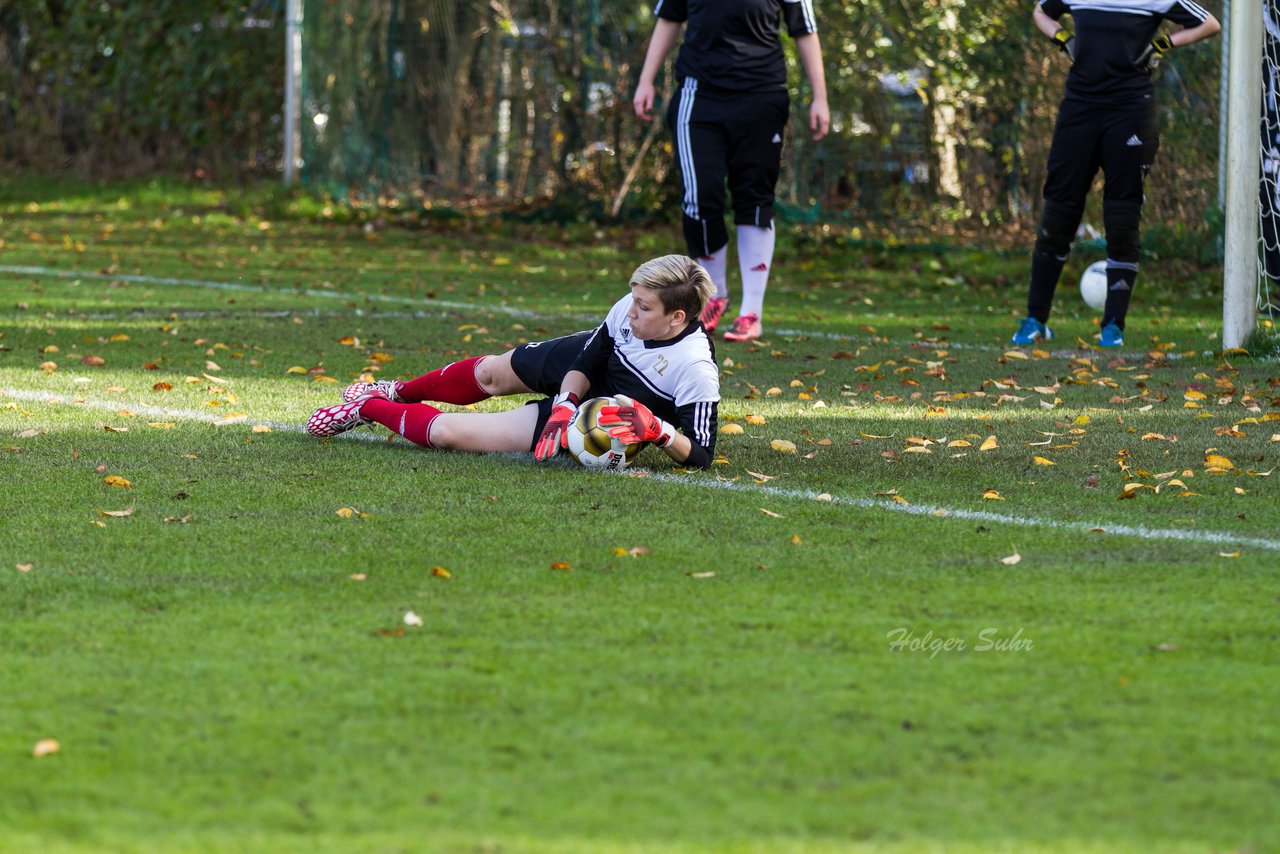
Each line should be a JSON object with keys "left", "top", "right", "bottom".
{"left": 736, "top": 224, "right": 775, "bottom": 318}
{"left": 697, "top": 244, "right": 729, "bottom": 300}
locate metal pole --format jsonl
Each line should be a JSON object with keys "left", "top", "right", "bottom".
{"left": 1224, "top": 0, "right": 1263, "bottom": 349}
{"left": 283, "top": 0, "right": 303, "bottom": 184}
{"left": 1218, "top": 0, "right": 1230, "bottom": 209}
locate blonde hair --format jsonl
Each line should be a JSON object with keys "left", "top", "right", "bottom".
{"left": 630, "top": 255, "right": 714, "bottom": 320}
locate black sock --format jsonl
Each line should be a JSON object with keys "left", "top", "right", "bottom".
{"left": 1102, "top": 267, "right": 1135, "bottom": 329}
{"left": 1027, "top": 252, "right": 1066, "bottom": 323}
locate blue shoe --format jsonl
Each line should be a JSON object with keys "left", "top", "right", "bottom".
{"left": 1098, "top": 323, "right": 1124, "bottom": 347}
{"left": 1011, "top": 316, "right": 1053, "bottom": 346}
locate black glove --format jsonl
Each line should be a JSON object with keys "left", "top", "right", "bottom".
{"left": 1136, "top": 34, "right": 1174, "bottom": 73}
{"left": 1050, "top": 29, "right": 1076, "bottom": 62}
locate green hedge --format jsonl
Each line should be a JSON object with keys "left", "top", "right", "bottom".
{"left": 0, "top": 0, "right": 282, "bottom": 178}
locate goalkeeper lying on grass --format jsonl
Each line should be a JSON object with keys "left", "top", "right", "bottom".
{"left": 306, "top": 254, "right": 722, "bottom": 468}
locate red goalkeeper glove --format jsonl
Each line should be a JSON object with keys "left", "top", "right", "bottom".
{"left": 597, "top": 395, "right": 675, "bottom": 448}
{"left": 534, "top": 391, "right": 579, "bottom": 460}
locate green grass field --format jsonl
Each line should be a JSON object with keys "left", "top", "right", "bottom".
{"left": 2, "top": 178, "right": 1277, "bottom": 853}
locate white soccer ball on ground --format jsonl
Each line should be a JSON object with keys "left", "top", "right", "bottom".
{"left": 1079, "top": 260, "right": 1108, "bottom": 310}
{"left": 566, "top": 396, "right": 642, "bottom": 471}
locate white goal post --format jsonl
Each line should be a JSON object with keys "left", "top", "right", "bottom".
{"left": 1224, "top": 0, "right": 1263, "bottom": 350}
{"left": 283, "top": 0, "right": 303, "bottom": 184}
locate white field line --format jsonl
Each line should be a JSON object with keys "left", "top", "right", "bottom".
{"left": 5, "top": 384, "right": 1277, "bottom": 554}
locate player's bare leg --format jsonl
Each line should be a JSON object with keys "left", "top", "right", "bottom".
{"left": 473, "top": 351, "right": 533, "bottom": 396}
{"left": 425, "top": 404, "right": 541, "bottom": 453}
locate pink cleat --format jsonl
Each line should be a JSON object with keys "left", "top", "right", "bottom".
{"left": 699, "top": 296, "right": 730, "bottom": 335}
{"left": 723, "top": 313, "right": 762, "bottom": 342}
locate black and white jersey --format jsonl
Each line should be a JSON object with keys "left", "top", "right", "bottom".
{"left": 656, "top": 0, "right": 818, "bottom": 92}
{"left": 1040, "top": 0, "right": 1213, "bottom": 104}
{"left": 570, "top": 295, "right": 721, "bottom": 468}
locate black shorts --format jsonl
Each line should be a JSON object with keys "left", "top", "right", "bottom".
{"left": 509, "top": 330, "right": 593, "bottom": 397}
{"left": 667, "top": 82, "right": 790, "bottom": 256}
{"left": 511, "top": 330, "right": 594, "bottom": 453}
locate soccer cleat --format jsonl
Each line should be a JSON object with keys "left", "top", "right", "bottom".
{"left": 723, "top": 313, "right": 762, "bottom": 342}
{"left": 1010, "top": 316, "right": 1053, "bottom": 346}
{"left": 306, "top": 396, "right": 376, "bottom": 437}
{"left": 342, "top": 379, "right": 402, "bottom": 403}
{"left": 1098, "top": 322, "right": 1125, "bottom": 347}
{"left": 699, "top": 296, "right": 730, "bottom": 334}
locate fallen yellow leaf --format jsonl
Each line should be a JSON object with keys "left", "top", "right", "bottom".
{"left": 770, "top": 439, "right": 797, "bottom": 454}
{"left": 981, "top": 488, "right": 1004, "bottom": 500}
{"left": 1033, "top": 456, "right": 1056, "bottom": 466}
{"left": 719, "top": 423, "right": 744, "bottom": 435}
{"left": 32, "top": 738, "right": 60, "bottom": 758}
{"left": 103, "top": 475, "right": 132, "bottom": 489}
{"left": 979, "top": 436, "right": 999, "bottom": 451}
{"left": 745, "top": 414, "right": 768, "bottom": 425}
{"left": 431, "top": 566, "right": 452, "bottom": 578}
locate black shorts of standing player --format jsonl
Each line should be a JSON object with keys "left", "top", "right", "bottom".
{"left": 666, "top": 83, "right": 790, "bottom": 258}
{"left": 1031, "top": 97, "right": 1160, "bottom": 329}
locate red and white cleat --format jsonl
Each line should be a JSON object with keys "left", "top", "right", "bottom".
{"left": 342, "top": 379, "right": 402, "bottom": 403}
{"left": 306, "top": 397, "right": 375, "bottom": 437}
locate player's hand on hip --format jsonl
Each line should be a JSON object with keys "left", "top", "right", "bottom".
{"left": 1135, "top": 34, "right": 1173, "bottom": 73}
{"left": 534, "top": 391, "right": 579, "bottom": 460}
{"left": 597, "top": 395, "right": 674, "bottom": 447}
{"left": 810, "top": 99, "right": 830, "bottom": 141}
{"left": 633, "top": 84, "right": 655, "bottom": 121}
{"left": 1051, "top": 29, "right": 1077, "bottom": 62}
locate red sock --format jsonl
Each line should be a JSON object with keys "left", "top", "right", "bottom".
{"left": 398, "top": 356, "right": 490, "bottom": 404}
{"left": 361, "top": 399, "right": 441, "bottom": 448}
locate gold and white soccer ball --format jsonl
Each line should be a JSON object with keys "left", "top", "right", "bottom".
{"left": 1080, "top": 260, "right": 1108, "bottom": 310}
{"left": 566, "top": 396, "right": 642, "bottom": 471}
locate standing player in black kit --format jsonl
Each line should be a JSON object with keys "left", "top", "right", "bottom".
{"left": 633, "top": 0, "right": 829, "bottom": 343}
{"left": 1012, "top": 0, "right": 1219, "bottom": 348}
